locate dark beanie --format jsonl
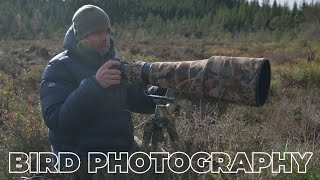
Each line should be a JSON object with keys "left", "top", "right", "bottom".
{"left": 72, "top": 5, "right": 111, "bottom": 40}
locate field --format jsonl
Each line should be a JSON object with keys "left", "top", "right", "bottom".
{"left": 0, "top": 30, "right": 320, "bottom": 179}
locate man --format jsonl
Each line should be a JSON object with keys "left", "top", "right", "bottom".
{"left": 40, "top": 5, "right": 162, "bottom": 177}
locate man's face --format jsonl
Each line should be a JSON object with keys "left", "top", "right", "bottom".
{"left": 84, "top": 29, "right": 111, "bottom": 56}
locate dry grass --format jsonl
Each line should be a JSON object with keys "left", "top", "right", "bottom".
{"left": 0, "top": 34, "right": 320, "bottom": 179}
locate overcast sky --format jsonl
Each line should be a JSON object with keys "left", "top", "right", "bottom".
{"left": 248, "top": 0, "right": 320, "bottom": 8}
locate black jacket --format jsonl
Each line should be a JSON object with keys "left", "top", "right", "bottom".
{"left": 40, "top": 26, "right": 156, "bottom": 157}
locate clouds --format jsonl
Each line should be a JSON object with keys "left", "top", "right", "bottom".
{"left": 248, "top": 0, "right": 319, "bottom": 9}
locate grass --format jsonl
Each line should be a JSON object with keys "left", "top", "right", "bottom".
{"left": 0, "top": 30, "right": 320, "bottom": 179}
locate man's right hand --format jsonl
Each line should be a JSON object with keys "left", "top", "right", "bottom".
{"left": 95, "top": 60, "right": 121, "bottom": 88}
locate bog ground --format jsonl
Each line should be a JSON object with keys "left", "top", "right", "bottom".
{"left": 0, "top": 33, "right": 320, "bottom": 179}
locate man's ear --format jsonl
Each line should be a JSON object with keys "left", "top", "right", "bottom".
{"left": 77, "top": 38, "right": 89, "bottom": 49}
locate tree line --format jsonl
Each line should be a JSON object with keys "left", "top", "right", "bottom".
{"left": 0, "top": 0, "right": 319, "bottom": 39}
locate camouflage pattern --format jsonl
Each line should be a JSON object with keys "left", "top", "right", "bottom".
{"left": 122, "top": 61, "right": 146, "bottom": 84}
{"left": 123, "top": 56, "right": 271, "bottom": 107}
{"left": 143, "top": 103, "right": 180, "bottom": 151}
{"left": 141, "top": 88, "right": 181, "bottom": 151}
{"left": 203, "top": 56, "right": 270, "bottom": 106}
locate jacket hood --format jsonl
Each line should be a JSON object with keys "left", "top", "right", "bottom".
{"left": 63, "top": 25, "right": 115, "bottom": 61}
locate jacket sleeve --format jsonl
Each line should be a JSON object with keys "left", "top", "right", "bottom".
{"left": 40, "top": 61, "right": 106, "bottom": 132}
{"left": 126, "top": 83, "right": 157, "bottom": 114}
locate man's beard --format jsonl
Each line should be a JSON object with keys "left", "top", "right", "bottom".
{"left": 98, "top": 40, "right": 110, "bottom": 56}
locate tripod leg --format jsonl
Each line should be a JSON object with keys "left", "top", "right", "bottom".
{"left": 166, "top": 121, "right": 181, "bottom": 151}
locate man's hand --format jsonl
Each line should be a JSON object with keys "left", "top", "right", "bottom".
{"left": 95, "top": 60, "right": 121, "bottom": 88}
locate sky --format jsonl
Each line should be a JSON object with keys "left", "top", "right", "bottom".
{"left": 248, "top": 0, "right": 320, "bottom": 9}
